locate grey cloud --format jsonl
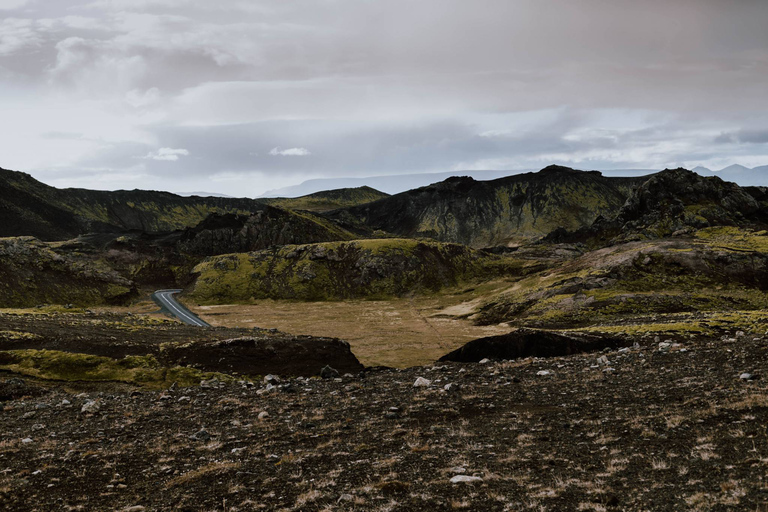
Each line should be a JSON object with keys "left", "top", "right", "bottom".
{"left": 1, "top": 0, "right": 766, "bottom": 194}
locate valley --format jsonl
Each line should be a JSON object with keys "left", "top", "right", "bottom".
{"left": 0, "top": 165, "right": 766, "bottom": 510}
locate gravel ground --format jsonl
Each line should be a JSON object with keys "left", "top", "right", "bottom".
{"left": 1, "top": 333, "right": 767, "bottom": 511}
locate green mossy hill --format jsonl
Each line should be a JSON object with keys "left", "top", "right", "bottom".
{"left": 475, "top": 235, "right": 768, "bottom": 328}
{"left": 0, "top": 167, "right": 268, "bottom": 241}
{"left": 264, "top": 186, "right": 390, "bottom": 212}
{"left": 191, "top": 239, "right": 512, "bottom": 303}
{"left": 327, "top": 166, "right": 649, "bottom": 247}
{"left": 547, "top": 169, "right": 768, "bottom": 247}
{"left": 0, "top": 350, "right": 234, "bottom": 389}
{"left": 176, "top": 206, "right": 356, "bottom": 256}
{"left": 0, "top": 237, "right": 136, "bottom": 307}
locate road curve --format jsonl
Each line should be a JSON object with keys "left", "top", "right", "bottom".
{"left": 151, "top": 289, "right": 210, "bottom": 327}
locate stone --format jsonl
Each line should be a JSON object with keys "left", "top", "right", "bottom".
{"left": 443, "top": 383, "right": 459, "bottom": 392}
{"left": 200, "top": 378, "right": 220, "bottom": 389}
{"left": 479, "top": 358, "right": 491, "bottom": 364}
{"left": 536, "top": 370, "right": 551, "bottom": 376}
{"left": 413, "top": 377, "right": 432, "bottom": 388}
{"left": 258, "top": 411, "right": 269, "bottom": 420}
{"left": 123, "top": 506, "right": 146, "bottom": 512}
{"left": 190, "top": 429, "right": 211, "bottom": 442}
{"left": 449, "top": 466, "right": 466, "bottom": 474}
{"left": 739, "top": 373, "right": 759, "bottom": 381}
{"left": 450, "top": 475, "right": 483, "bottom": 484}
{"left": 597, "top": 355, "right": 610, "bottom": 366}
{"left": 21, "top": 438, "right": 33, "bottom": 444}
{"left": 320, "top": 365, "right": 340, "bottom": 379}
{"left": 81, "top": 400, "right": 100, "bottom": 414}
{"left": 263, "top": 374, "right": 280, "bottom": 385}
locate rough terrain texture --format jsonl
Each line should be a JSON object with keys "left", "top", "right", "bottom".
{"left": 190, "top": 239, "right": 508, "bottom": 303}
{"left": 0, "top": 310, "right": 362, "bottom": 382}
{"left": 329, "top": 166, "right": 648, "bottom": 247}
{"left": 177, "top": 208, "right": 355, "bottom": 256}
{"left": 264, "top": 186, "right": 390, "bottom": 212}
{"left": 0, "top": 333, "right": 766, "bottom": 511}
{"left": 0, "top": 237, "right": 136, "bottom": 307}
{"left": 0, "top": 167, "right": 268, "bottom": 240}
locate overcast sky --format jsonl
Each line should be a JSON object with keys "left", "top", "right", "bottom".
{"left": 1, "top": 0, "right": 767, "bottom": 196}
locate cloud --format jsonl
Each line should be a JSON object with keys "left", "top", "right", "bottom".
{"left": 0, "top": 0, "right": 765, "bottom": 196}
{"left": 144, "top": 147, "right": 189, "bottom": 161}
{"left": 0, "top": 0, "right": 30, "bottom": 9}
{"left": 269, "top": 147, "right": 311, "bottom": 156}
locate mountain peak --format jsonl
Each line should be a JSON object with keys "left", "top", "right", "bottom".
{"left": 719, "top": 164, "right": 751, "bottom": 172}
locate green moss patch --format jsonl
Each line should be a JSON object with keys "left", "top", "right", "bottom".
{"left": 190, "top": 239, "right": 520, "bottom": 303}
{"left": 0, "top": 350, "right": 235, "bottom": 389}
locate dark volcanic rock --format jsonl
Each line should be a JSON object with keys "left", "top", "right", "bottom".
{"left": 0, "top": 167, "right": 268, "bottom": 241}
{"left": 439, "top": 329, "right": 625, "bottom": 363}
{"left": 159, "top": 336, "right": 364, "bottom": 377}
{"left": 547, "top": 168, "right": 768, "bottom": 247}
{"left": 176, "top": 207, "right": 353, "bottom": 256}
{"left": 328, "top": 166, "right": 647, "bottom": 247}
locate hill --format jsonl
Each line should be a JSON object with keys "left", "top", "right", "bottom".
{"left": 328, "top": 166, "right": 650, "bottom": 247}
{"left": 0, "top": 236, "right": 136, "bottom": 307}
{"left": 546, "top": 168, "right": 768, "bottom": 247}
{"left": 0, "top": 167, "right": 268, "bottom": 240}
{"left": 263, "top": 186, "right": 389, "bottom": 212}
{"left": 189, "top": 239, "right": 511, "bottom": 303}
{"left": 176, "top": 207, "right": 357, "bottom": 256}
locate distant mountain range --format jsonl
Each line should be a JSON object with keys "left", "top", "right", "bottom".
{"left": 263, "top": 166, "right": 767, "bottom": 197}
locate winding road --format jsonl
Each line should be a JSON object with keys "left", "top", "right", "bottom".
{"left": 151, "top": 289, "right": 210, "bottom": 327}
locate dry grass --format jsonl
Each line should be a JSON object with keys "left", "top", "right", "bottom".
{"left": 165, "top": 462, "right": 241, "bottom": 488}
{"left": 188, "top": 297, "right": 510, "bottom": 367}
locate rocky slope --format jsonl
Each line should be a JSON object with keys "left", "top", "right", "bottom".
{"left": 472, "top": 228, "right": 768, "bottom": 328}
{"left": 0, "top": 330, "right": 765, "bottom": 511}
{"left": 327, "top": 166, "right": 649, "bottom": 247}
{"left": 0, "top": 167, "right": 268, "bottom": 240}
{"left": 263, "top": 186, "right": 390, "bottom": 212}
{"left": 176, "top": 207, "right": 356, "bottom": 256}
{"left": 190, "top": 239, "right": 510, "bottom": 303}
{"left": 547, "top": 169, "right": 768, "bottom": 247}
{"left": 0, "top": 237, "right": 136, "bottom": 307}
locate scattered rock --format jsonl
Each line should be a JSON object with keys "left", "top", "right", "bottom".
{"left": 450, "top": 475, "right": 483, "bottom": 484}
{"left": 81, "top": 400, "right": 100, "bottom": 414}
{"left": 413, "top": 377, "right": 432, "bottom": 388}
{"left": 190, "top": 429, "right": 211, "bottom": 442}
{"left": 320, "top": 365, "right": 340, "bottom": 379}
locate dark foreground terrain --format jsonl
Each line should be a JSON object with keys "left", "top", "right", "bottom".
{"left": 1, "top": 329, "right": 766, "bottom": 511}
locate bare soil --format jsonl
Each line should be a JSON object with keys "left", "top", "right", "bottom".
{"left": 190, "top": 298, "right": 510, "bottom": 368}
{"left": 1, "top": 331, "right": 767, "bottom": 511}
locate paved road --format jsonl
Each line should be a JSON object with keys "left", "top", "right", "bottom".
{"left": 151, "top": 289, "right": 210, "bottom": 327}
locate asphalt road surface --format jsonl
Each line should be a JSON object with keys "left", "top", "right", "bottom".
{"left": 151, "top": 289, "right": 210, "bottom": 327}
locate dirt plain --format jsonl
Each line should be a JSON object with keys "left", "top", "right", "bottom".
{"left": 190, "top": 295, "right": 510, "bottom": 368}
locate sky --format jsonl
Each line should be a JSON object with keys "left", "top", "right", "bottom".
{"left": 1, "top": 0, "right": 767, "bottom": 197}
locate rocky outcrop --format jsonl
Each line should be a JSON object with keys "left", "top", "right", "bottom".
{"left": 264, "top": 186, "right": 390, "bottom": 212}
{"left": 0, "top": 167, "right": 268, "bottom": 240}
{"left": 439, "top": 329, "right": 624, "bottom": 362}
{"left": 159, "top": 336, "right": 364, "bottom": 377}
{"left": 547, "top": 169, "right": 768, "bottom": 246}
{"left": 0, "top": 237, "right": 136, "bottom": 307}
{"left": 190, "top": 239, "right": 496, "bottom": 303}
{"left": 327, "top": 166, "right": 649, "bottom": 247}
{"left": 177, "top": 207, "right": 355, "bottom": 256}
